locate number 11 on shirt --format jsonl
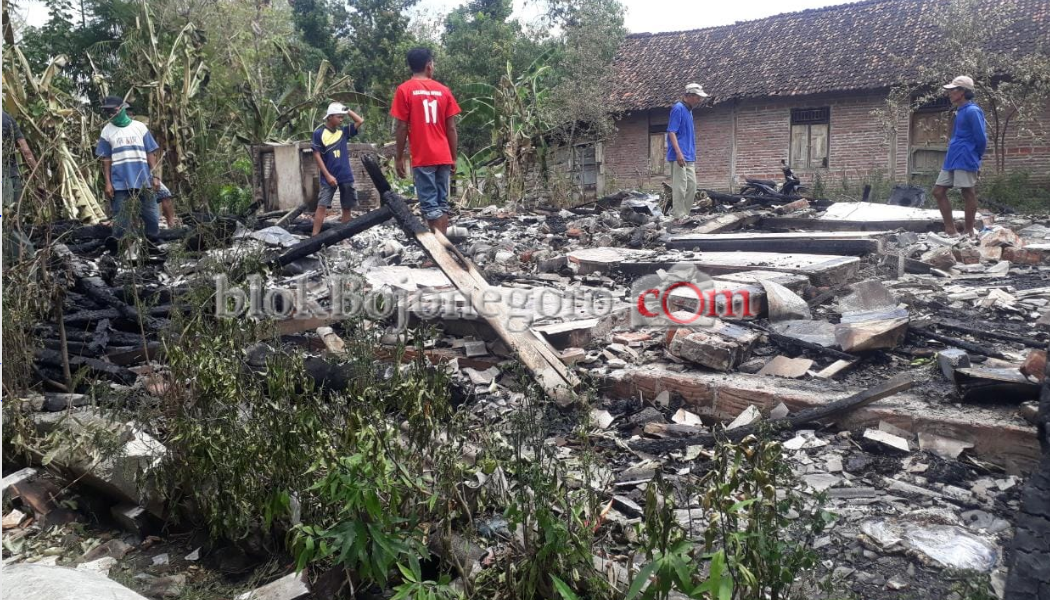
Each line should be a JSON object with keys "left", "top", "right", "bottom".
{"left": 422, "top": 99, "right": 439, "bottom": 125}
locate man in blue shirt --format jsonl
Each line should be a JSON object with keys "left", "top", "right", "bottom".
{"left": 933, "top": 76, "right": 987, "bottom": 238}
{"left": 667, "top": 83, "right": 708, "bottom": 220}
{"left": 95, "top": 95, "right": 162, "bottom": 240}
{"left": 311, "top": 102, "right": 365, "bottom": 236}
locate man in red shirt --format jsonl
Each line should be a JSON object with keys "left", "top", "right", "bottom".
{"left": 391, "top": 47, "right": 461, "bottom": 235}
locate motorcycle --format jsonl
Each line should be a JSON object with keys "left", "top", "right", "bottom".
{"left": 740, "top": 160, "right": 807, "bottom": 197}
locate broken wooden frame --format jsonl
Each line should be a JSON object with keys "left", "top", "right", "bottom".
{"left": 272, "top": 154, "right": 579, "bottom": 405}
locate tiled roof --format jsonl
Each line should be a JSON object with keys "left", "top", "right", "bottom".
{"left": 612, "top": 0, "right": 1050, "bottom": 111}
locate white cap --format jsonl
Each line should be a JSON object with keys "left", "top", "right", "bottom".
{"left": 325, "top": 102, "right": 349, "bottom": 118}
{"left": 943, "top": 76, "right": 975, "bottom": 91}
{"left": 685, "top": 83, "right": 709, "bottom": 97}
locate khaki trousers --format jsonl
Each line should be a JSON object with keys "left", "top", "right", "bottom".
{"left": 671, "top": 161, "right": 696, "bottom": 219}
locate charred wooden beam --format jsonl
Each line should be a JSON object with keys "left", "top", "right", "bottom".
{"left": 909, "top": 326, "right": 1010, "bottom": 359}
{"left": 107, "top": 343, "right": 164, "bottom": 367}
{"left": 74, "top": 277, "right": 164, "bottom": 330}
{"left": 86, "top": 319, "right": 111, "bottom": 356}
{"left": 271, "top": 205, "right": 394, "bottom": 266}
{"left": 56, "top": 327, "right": 151, "bottom": 346}
{"left": 630, "top": 373, "right": 915, "bottom": 453}
{"left": 935, "top": 320, "right": 1046, "bottom": 349}
{"left": 36, "top": 349, "right": 137, "bottom": 385}
{"left": 274, "top": 204, "right": 308, "bottom": 228}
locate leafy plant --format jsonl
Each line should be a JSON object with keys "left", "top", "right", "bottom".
{"left": 392, "top": 556, "right": 464, "bottom": 600}
{"left": 625, "top": 474, "right": 707, "bottom": 600}
{"left": 699, "top": 434, "right": 832, "bottom": 600}
{"left": 120, "top": 0, "right": 210, "bottom": 196}
{"left": 289, "top": 429, "right": 431, "bottom": 585}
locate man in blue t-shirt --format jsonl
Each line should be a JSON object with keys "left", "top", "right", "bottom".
{"left": 95, "top": 95, "right": 162, "bottom": 241}
{"left": 933, "top": 75, "right": 987, "bottom": 238}
{"left": 666, "top": 83, "right": 708, "bottom": 220}
{"left": 311, "top": 102, "right": 365, "bottom": 236}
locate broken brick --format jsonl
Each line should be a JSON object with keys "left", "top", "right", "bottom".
{"left": 612, "top": 331, "right": 652, "bottom": 346}
{"left": 776, "top": 199, "right": 810, "bottom": 214}
{"left": 666, "top": 322, "right": 759, "bottom": 372}
{"left": 1020, "top": 349, "right": 1046, "bottom": 382}
{"left": 952, "top": 246, "right": 981, "bottom": 265}
{"left": 980, "top": 228, "right": 1024, "bottom": 248}
{"left": 920, "top": 246, "right": 956, "bottom": 270}
{"left": 558, "top": 347, "right": 587, "bottom": 365}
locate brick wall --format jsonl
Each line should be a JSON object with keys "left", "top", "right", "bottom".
{"left": 603, "top": 113, "right": 652, "bottom": 190}
{"left": 604, "top": 93, "right": 1050, "bottom": 195}
{"left": 990, "top": 101, "right": 1050, "bottom": 180}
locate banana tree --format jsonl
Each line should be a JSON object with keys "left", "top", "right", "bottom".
{"left": 120, "top": 0, "right": 209, "bottom": 196}
{"left": 233, "top": 44, "right": 385, "bottom": 145}
{"left": 459, "top": 55, "right": 554, "bottom": 207}
{"left": 2, "top": 46, "right": 107, "bottom": 224}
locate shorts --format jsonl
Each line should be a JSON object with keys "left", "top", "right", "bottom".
{"left": 318, "top": 181, "right": 358, "bottom": 209}
{"left": 156, "top": 183, "right": 172, "bottom": 202}
{"left": 935, "top": 170, "right": 978, "bottom": 189}
{"left": 413, "top": 165, "right": 451, "bottom": 221}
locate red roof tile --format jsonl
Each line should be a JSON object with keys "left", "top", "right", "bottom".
{"left": 612, "top": 0, "right": 1050, "bottom": 110}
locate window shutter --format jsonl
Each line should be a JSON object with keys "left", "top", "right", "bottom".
{"left": 809, "top": 124, "right": 829, "bottom": 169}
{"left": 790, "top": 125, "right": 809, "bottom": 169}
{"left": 649, "top": 133, "right": 668, "bottom": 176}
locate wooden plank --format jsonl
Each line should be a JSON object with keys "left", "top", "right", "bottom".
{"left": 568, "top": 247, "right": 656, "bottom": 276}
{"left": 714, "top": 271, "right": 809, "bottom": 293}
{"left": 599, "top": 367, "right": 1041, "bottom": 473}
{"left": 358, "top": 154, "right": 578, "bottom": 405}
{"left": 273, "top": 144, "right": 305, "bottom": 210}
{"left": 760, "top": 202, "right": 984, "bottom": 233}
{"left": 691, "top": 211, "right": 759, "bottom": 234}
{"left": 568, "top": 247, "right": 856, "bottom": 286}
{"left": 821, "top": 202, "right": 973, "bottom": 223}
{"left": 630, "top": 372, "right": 916, "bottom": 453}
{"left": 760, "top": 216, "right": 944, "bottom": 233}
{"left": 412, "top": 228, "right": 579, "bottom": 404}
{"left": 666, "top": 231, "right": 885, "bottom": 255}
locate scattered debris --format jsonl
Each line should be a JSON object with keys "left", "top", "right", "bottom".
{"left": 666, "top": 322, "right": 760, "bottom": 371}
{"left": 726, "top": 405, "right": 762, "bottom": 430}
{"left": 863, "top": 429, "right": 911, "bottom": 453}
{"left": 2, "top": 563, "right": 151, "bottom": 600}
{"left": 761, "top": 279, "right": 811, "bottom": 321}
{"left": 860, "top": 518, "right": 998, "bottom": 572}
{"left": 235, "top": 571, "right": 311, "bottom": 600}
{"left": 757, "top": 355, "right": 814, "bottom": 378}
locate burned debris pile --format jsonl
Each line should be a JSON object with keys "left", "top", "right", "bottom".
{"left": 4, "top": 177, "right": 1050, "bottom": 599}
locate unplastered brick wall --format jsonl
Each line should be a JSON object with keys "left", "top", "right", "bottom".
{"left": 726, "top": 94, "right": 901, "bottom": 190}
{"left": 607, "top": 94, "right": 903, "bottom": 193}
{"left": 603, "top": 114, "right": 653, "bottom": 190}
{"left": 604, "top": 93, "right": 1049, "bottom": 195}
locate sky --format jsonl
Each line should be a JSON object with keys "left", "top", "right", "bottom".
{"left": 13, "top": 0, "right": 862, "bottom": 34}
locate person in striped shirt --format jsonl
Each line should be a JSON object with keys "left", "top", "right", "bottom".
{"left": 95, "top": 95, "right": 162, "bottom": 240}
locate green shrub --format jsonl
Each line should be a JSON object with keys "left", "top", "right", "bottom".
{"left": 980, "top": 170, "right": 1050, "bottom": 212}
